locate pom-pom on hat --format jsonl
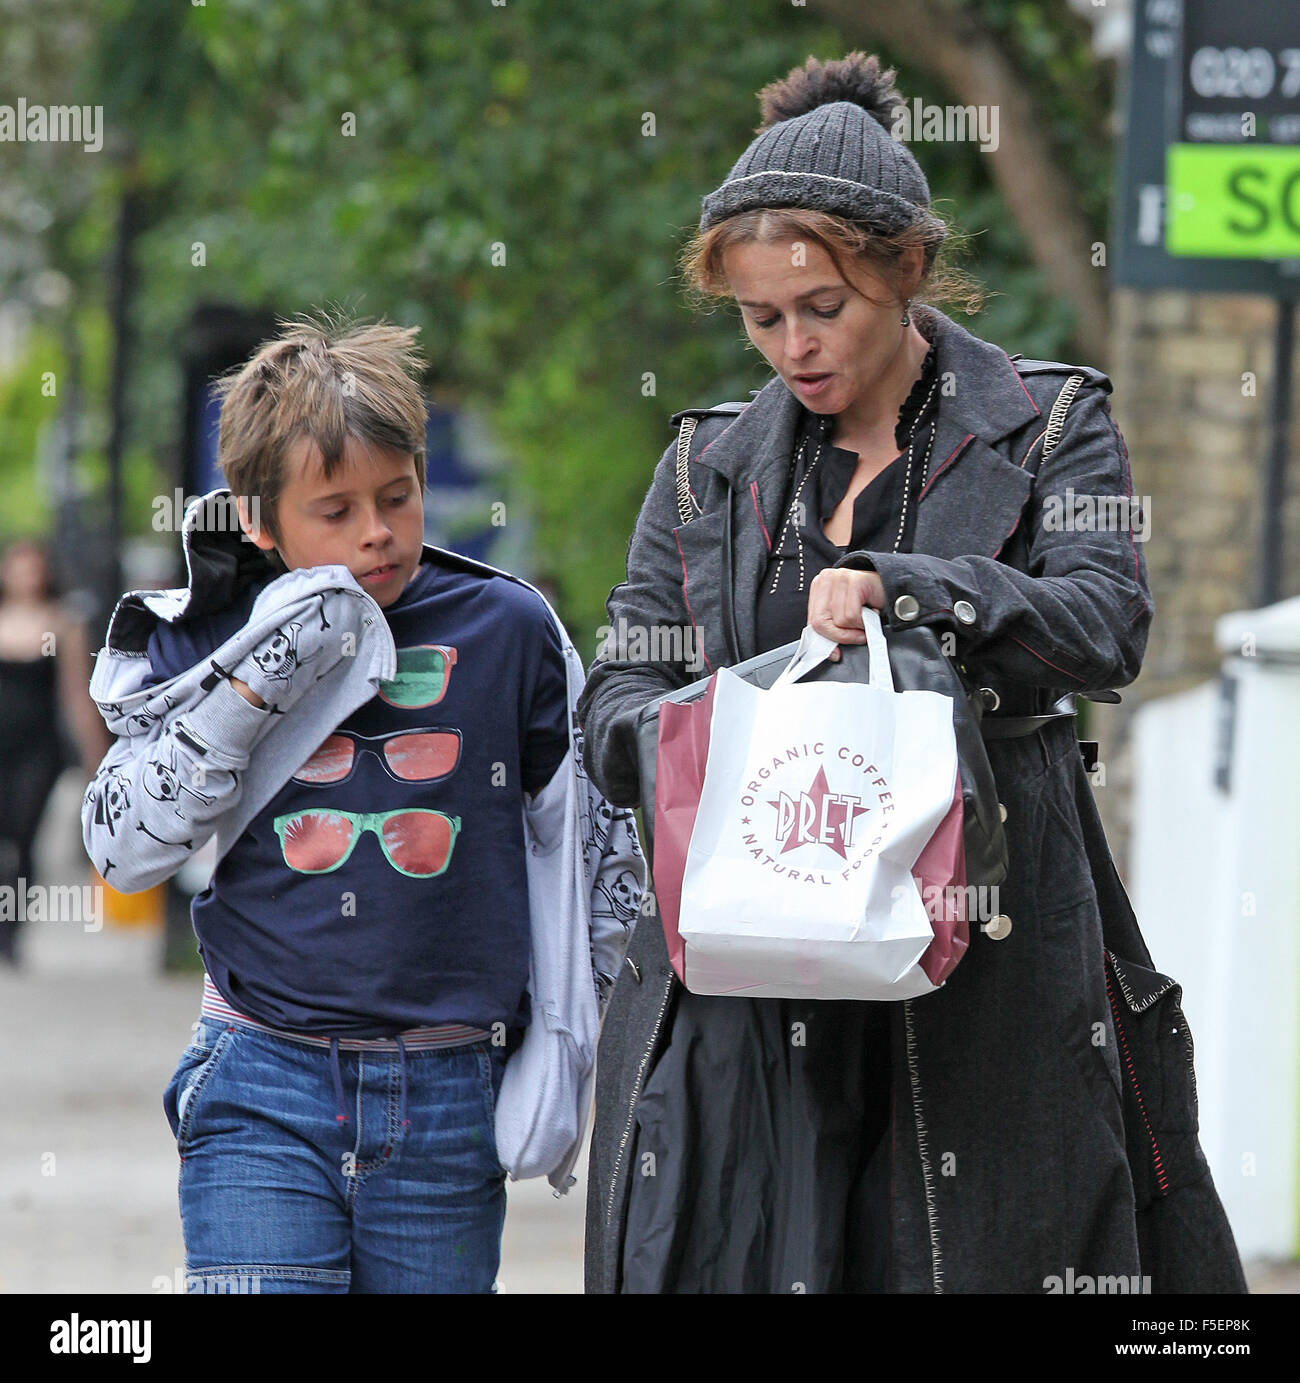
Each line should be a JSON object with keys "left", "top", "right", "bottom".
{"left": 699, "top": 52, "right": 931, "bottom": 235}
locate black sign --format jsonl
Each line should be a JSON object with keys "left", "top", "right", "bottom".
{"left": 1111, "top": 0, "right": 1300, "bottom": 293}
{"left": 1179, "top": 0, "right": 1300, "bottom": 146}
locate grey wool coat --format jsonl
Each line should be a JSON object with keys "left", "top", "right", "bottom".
{"left": 575, "top": 303, "right": 1247, "bottom": 1294}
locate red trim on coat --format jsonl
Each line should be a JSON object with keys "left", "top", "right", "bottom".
{"left": 674, "top": 529, "right": 713, "bottom": 675}
{"left": 1104, "top": 950, "right": 1171, "bottom": 1197}
{"left": 1004, "top": 353, "right": 1042, "bottom": 414}
{"left": 1008, "top": 635, "right": 1086, "bottom": 683}
{"left": 918, "top": 434, "right": 975, "bottom": 502}
{"left": 750, "top": 481, "right": 772, "bottom": 551}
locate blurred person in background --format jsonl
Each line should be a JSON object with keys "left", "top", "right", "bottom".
{"left": 0, "top": 536, "right": 108, "bottom": 965}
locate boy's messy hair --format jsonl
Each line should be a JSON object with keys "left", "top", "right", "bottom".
{"left": 213, "top": 308, "right": 429, "bottom": 548}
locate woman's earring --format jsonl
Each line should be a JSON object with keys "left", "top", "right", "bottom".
{"left": 900, "top": 300, "right": 911, "bottom": 327}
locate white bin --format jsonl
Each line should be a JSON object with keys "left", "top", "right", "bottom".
{"left": 1131, "top": 595, "right": 1300, "bottom": 1261}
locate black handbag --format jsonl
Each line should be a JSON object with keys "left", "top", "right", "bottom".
{"left": 635, "top": 624, "right": 1024, "bottom": 889}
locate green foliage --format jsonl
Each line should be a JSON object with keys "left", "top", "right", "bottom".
{"left": 0, "top": 307, "right": 165, "bottom": 545}
{"left": 972, "top": 0, "right": 1113, "bottom": 237}
{"left": 5, "top": 0, "right": 1114, "bottom": 639}
{"left": 0, "top": 326, "right": 62, "bottom": 537}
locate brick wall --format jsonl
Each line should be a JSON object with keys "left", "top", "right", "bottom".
{"left": 1091, "top": 287, "right": 1300, "bottom": 870}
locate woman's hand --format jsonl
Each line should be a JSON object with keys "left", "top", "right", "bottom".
{"left": 807, "top": 567, "right": 885, "bottom": 662}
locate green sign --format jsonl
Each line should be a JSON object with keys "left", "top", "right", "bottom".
{"left": 1166, "top": 144, "right": 1300, "bottom": 259}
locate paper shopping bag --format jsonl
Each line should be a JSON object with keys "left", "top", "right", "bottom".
{"left": 651, "top": 677, "right": 718, "bottom": 983}
{"left": 652, "top": 609, "right": 968, "bottom": 1000}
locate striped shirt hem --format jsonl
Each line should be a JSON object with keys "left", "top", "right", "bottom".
{"left": 200, "top": 974, "right": 492, "bottom": 1051}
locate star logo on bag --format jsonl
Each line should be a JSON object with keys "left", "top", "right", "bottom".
{"left": 768, "top": 766, "right": 871, "bottom": 859}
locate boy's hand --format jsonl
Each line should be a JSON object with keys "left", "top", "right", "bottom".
{"left": 228, "top": 676, "right": 266, "bottom": 708}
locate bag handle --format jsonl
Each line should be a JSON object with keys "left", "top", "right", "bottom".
{"left": 771, "top": 605, "right": 894, "bottom": 693}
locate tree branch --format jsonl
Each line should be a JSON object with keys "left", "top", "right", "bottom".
{"left": 816, "top": 0, "right": 1111, "bottom": 363}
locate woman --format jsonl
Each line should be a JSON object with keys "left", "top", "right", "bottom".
{"left": 0, "top": 537, "right": 108, "bottom": 964}
{"left": 576, "top": 53, "right": 1246, "bottom": 1293}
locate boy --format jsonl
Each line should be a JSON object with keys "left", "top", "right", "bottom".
{"left": 82, "top": 313, "right": 641, "bottom": 1293}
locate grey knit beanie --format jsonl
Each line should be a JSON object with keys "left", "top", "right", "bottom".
{"left": 699, "top": 53, "right": 931, "bottom": 236}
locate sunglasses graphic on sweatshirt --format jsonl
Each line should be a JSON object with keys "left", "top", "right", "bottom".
{"left": 280, "top": 725, "right": 464, "bottom": 875}
{"left": 271, "top": 644, "right": 466, "bottom": 875}
{"left": 273, "top": 808, "right": 461, "bottom": 877}
{"left": 292, "top": 728, "right": 462, "bottom": 787}
{"left": 376, "top": 645, "right": 458, "bottom": 708}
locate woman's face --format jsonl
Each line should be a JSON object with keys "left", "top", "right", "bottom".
{"left": 1, "top": 543, "right": 49, "bottom": 602}
{"left": 723, "top": 238, "right": 915, "bottom": 419}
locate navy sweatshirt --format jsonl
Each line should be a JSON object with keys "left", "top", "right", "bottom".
{"left": 144, "top": 556, "right": 570, "bottom": 1038}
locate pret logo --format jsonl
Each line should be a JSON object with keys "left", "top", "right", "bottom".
{"left": 771, "top": 766, "right": 871, "bottom": 857}
{"left": 738, "top": 742, "right": 896, "bottom": 883}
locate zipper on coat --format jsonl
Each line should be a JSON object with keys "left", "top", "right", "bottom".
{"left": 903, "top": 997, "right": 944, "bottom": 1292}
{"left": 606, "top": 969, "right": 675, "bottom": 1231}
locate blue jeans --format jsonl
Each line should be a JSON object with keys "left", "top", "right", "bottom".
{"left": 163, "top": 1017, "right": 508, "bottom": 1293}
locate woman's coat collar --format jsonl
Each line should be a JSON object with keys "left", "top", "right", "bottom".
{"left": 689, "top": 306, "right": 1049, "bottom": 563}
{"left": 689, "top": 306, "right": 1043, "bottom": 493}
{"left": 674, "top": 307, "right": 1052, "bottom": 667}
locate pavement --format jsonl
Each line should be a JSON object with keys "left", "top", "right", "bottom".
{"left": 1, "top": 775, "right": 586, "bottom": 1295}
{"left": 3, "top": 774, "right": 1295, "bottom": 1295}
{"left": 0, "top": 918, "right": 588, "bottom": 1294}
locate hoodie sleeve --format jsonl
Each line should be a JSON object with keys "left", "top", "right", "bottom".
{"left": 84, "top": 575, "right": 381, "bottom": 893}
{"left": 526, "top": 599, "right": 644, "bottom": 1016}
{"left": 588, "top": 800, "right": 644, "bottom": 1018}
{"left": 81, "top": 650, "right": 274, "bottom": 894}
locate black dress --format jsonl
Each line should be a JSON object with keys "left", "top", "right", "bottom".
{"left": 0, "top": 652, "right": 69, "bottom": 960}
{"left": 620, "top": 347, "right": 942, "bottom": 1294}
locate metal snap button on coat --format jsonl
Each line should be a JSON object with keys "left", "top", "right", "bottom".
{"left": 893, "top": 594, "right": 920, "bottom": 621}
{"left": 998, "top": 802, "right": 1008, "bottom": 822}
{"left": 954, "top": 600, "right": 977, "bottom": 625}
{"left": 982, "top": 914, "right": 1013, "bottom": 940}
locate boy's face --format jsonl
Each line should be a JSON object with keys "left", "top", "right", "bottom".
{"left": 240, "top": 435, "right": 425, "bottom": 608}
